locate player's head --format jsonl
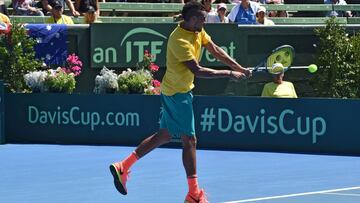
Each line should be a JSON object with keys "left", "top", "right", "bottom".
{"left": 182, "top": 1, "right": 206, "bottom": 32}
{"left": 270, "top": 63, "right": 285, "bottom": 83}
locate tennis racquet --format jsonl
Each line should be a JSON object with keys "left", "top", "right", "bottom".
{"left": 252, "top": 45, "right": 295, "bottom": 74}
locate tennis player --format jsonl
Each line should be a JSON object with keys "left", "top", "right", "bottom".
{"left": 110, "top": 1, "right": 251, "bottom": 202}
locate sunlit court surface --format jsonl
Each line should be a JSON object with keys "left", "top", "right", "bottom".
{"left": 1, "top": 144, "right": 360, "bottom": 203}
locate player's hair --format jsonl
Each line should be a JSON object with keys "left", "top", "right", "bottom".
{"left": 181, "top": 1, "right": 205, "bottom": 21}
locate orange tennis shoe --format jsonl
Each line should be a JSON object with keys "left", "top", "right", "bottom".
{"left": 184, "top": 189, "right": 209, "bottom": 203}
{"left": 109, "top": 162, "right": 129, "bottom": 195}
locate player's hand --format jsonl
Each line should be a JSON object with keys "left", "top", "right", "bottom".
{"left": 230, "top": 71, "right": 247, "bottom": 80}
{"left": 243, "top": 68, "right": 252, "bottom": 78}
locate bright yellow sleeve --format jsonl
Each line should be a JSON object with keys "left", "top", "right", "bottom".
{"left": 201, "top": 29, "right": 211, "bottom": 45}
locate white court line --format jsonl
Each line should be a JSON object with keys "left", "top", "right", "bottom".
{"left": 222, "top": 186, "right": 360, "bottom": 203}
{"left": 325, "top": 192, "right": 360, "bottom": 197}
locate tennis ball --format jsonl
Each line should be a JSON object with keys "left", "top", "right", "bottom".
{"left": 308, "top": 64, "right": 318, "bottom": 73}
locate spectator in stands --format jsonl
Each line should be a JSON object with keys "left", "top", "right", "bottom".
{"left": 227, "top": 0, "right": 260, "bottom": 24}
{"left": 0, "top": 0, "right": 8, "bottom": 15}
{"left": 201, "top": 0, "right": 217, "bottom": 23}
{"left": 261, "top": 63, "right": 298, "bottom": 98}
{"left": 84, "top": 5, "right": 101, "bottom": 23}
{"left": 75, "top": 0, "right": 99, "bottom": 16}
{"left": 0, "top": 12, "right": 10, "bottom": 23}
{"left": 214, "top": 0, "right": 231, "bottom": 3}
{"left": 39, "top": 0, "right": 80, "bottom": 16}
{"left": 256, "top": 6, "right": 274, "bottom": 25}
{"left": 207, "top": 3, "right": 229, "bottom": 23}
{"left": 13, "top": 0, "right": 44, "bottom": 16}
{"left": 0, "top": 12, "right": 11, "bottom": 34}
{"left": 46, "top": 0, "right": 74, "bottom": 24}
{"left": 265, "top": 0, "right": 287, "bottom": 17}
{"left": 324, "top": 0, "right": 352, "bottom": 17}
{"left": 252, "top": 0, "right": 266, "bottom": 3}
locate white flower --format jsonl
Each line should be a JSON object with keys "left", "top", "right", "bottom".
{"left": 24, "top": 70, "right": 48, "bottom": 92}
{"left": 94, "top": 67, "right": 119, "bottom": 94}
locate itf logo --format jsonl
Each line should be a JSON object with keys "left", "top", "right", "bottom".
{"left": 120, "top": 28, "right": 167, "bottom": 63}
{"left": 92, "top": 27, "right": 167, "bottom": 65}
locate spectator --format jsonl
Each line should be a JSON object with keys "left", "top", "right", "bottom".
{"left": 75, "top": 0, "right": 99, "bottom": 16}
{"left": 13, "top": 0, "right": 44, "bottom": 16}
{"left": 0, "top": 12, "right": 10, "bottom": 23}
{"left": 46, "top": 0, "right": 74, "bottom": 24}
{"left": 252, "top": 0, "right": 266, "bottom": 3}
{"left": 266, "top": 0, "right": 282, "bottom": 3}
{"left": 208, "top": 3, "right": 229, "bottom": 23}
{"left": 0, "top": 0, "right": 8, "bottom": 15}
{"left": 266, "top": 0, "right": 287, "bottom": 17}
{"left": 214, "top": 0, "right": 231, "bottom": 3}
{"left": 261, "top": 63, "right": 298, "bottom": 98}
{"left": 0, "top": 12, "right": 11, "bottom": 34}
{"left": 227, "top": 0, "right": 260, "bottom": 24}
{"left": 84, "top": 5, "right": 101, "bottom": 23}
{"left": 39, "top": 0, "right": 80, "bottom": 16}
{"left": 201, "top": 0, "right": 217, "bottom": 23}
{"left": 256, "top": 6, "right": 274, "bottom": 25}
{"left": 324, "top": 0, "right": 352, "bottom": 17}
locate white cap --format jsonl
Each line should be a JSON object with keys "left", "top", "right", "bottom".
{"left": 257, "top": 6, "right": 266, "bottom": 13}
{"left": 269, "top": 63, "right": 285, "bottom": 74}
{"left": 217, "top": 3, "right": 227, "bottom": 11}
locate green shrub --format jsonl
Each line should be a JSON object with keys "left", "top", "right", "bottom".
{"left": 0, "top": 23, "right": 43, "bottom": 92}
{"left": 311, "top": 17, "right": 360, "bottom": 98}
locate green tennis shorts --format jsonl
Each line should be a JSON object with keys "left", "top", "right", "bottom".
{"left": 159, "top": 91, "right": 195, "bottom": 138}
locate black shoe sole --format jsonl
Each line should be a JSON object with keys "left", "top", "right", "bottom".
{"left": 109, "top": 165, "right": 127, "bottom": 195}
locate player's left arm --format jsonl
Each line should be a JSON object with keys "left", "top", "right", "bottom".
{"left": 204, "top": 41, "right": 251, "bottom": 77}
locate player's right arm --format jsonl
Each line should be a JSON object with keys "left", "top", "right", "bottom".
{"left": 183, "top": 59, "right": 245, "bottom": 80}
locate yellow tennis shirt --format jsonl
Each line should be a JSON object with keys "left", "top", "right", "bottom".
{"left": 261, "top": 81, "right": 298, "bottom": 98}
{"left": 161, "top": 24, "right": 211, "bottom": 96}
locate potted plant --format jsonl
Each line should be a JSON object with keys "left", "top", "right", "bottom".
{"left": 117, "top": 50, "right": 161, "bottom": 95}
{"left": 94, "top": 50, "right": 161, "bottom": 95}
{"left": 44, "top": 68, "right": 76, "bottom": 93}
{"left": 23, "top": 53, "right": 82, "bottom": 93}
{"left": 94, "top": 67, "right": 119, "bottom": 94}
{"left": 23, "top": 70, "right": 48, "bottom": 93}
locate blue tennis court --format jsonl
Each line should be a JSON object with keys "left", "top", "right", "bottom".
{"left": 1, "top": 144, "right": 360, "bottom": 203}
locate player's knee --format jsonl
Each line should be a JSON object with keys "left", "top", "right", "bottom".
{"left": 157, "top": 129, "right": 171, "bottom": 144}
{"left": 182, "top": 136, "right": 197, "bottom": 148}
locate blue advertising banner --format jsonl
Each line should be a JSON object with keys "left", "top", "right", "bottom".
{"left": 4, "top": 94, "right": 360, "bottom": 155}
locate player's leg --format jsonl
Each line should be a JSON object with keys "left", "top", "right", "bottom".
{"left": 182, "top": 135, "right": 208, "bottom": 203}
{"left": 135, "top": 128, "right": 172, "bottom": 157}
{"left": 110, "top": 129, "right": 171, "bottom": 195}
